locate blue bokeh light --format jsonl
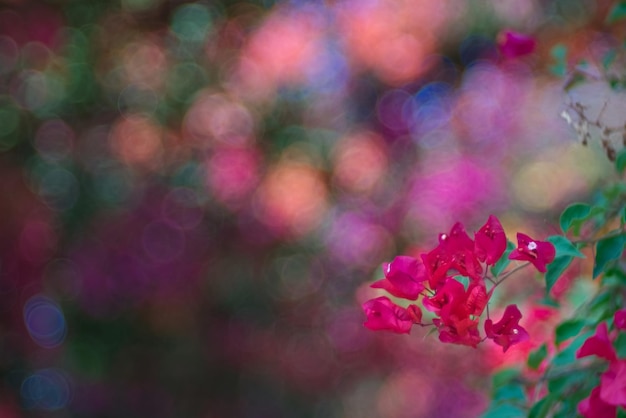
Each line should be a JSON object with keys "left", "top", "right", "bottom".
{"left": 23, "top": 295, "right": 66, "bottom": 348}
{"left": 21, "top": 368, "right": 71, "bottom": 410}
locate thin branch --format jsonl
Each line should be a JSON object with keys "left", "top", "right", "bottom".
{"left": 494, "top": 262, "right": 531, "bottom": 286}
{"left": 572, "top": 228, "right": 626, "bottom": 245}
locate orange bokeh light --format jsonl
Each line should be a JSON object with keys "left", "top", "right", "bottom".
{"left": 231, "top": 7, "right": 325, "bottom": 100}
{"left": 109, "top": 114, "right": 163, "bottom": 169}
{"left": 336, "top": 0, "right": 451, "bottom": 85}
{"left": 254, "top": 160, "right": 328, "bottom": 237}
{"left": 184, "top": 90, "right": 255, "bottom": 148}
{"left": 121, "top": 39, "right": 168, "bottom": 90}
{"left": 332, "top": 130, "right": 388, "bottom": 194}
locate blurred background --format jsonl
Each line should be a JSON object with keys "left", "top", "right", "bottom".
{"left": 0, "top": 0, "right": 621, "bottom": 416}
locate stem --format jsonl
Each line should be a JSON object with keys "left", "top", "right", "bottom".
{"left": 493, "top": 262, "right": 530, "bottom": 287}
{"left": 573, "top": 228, "right": 626, "bottom": 245}
{"left": 507, "top": 362, "right": 604, "bottom": 387}
{"left": 538, "top": 362, "right": 606, "bottom": 383}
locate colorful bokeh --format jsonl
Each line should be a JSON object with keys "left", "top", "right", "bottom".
{"left": 0, "top": 0, "right": 619, "bottom": 417}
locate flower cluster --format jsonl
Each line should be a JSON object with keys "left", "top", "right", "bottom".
{"left": 576, "top": 310, "right": 626, "bottom": 418}
{"left": 362, "top": 215, "right": 556, "bottom": 352}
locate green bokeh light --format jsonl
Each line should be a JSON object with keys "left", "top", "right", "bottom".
{"left": 170, "top": 3, "right": 214, "bottom": 43}
{"left": 0, "top": 105, "right": 21, "bottom": 151}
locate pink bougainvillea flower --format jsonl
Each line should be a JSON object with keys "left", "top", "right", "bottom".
{"left": 451, "top": 249, "right": 483, "bottom": 282}
{"left": 422, "top": 277, "right": 467, "bottom": 320}
{"left": 484, "top": 304, "right": 529, "bottom": 353}
{"left": 435, "top": 318, "right": 481, "bottom": 348}
{"left": 421, "top": 222, "right": 482, "bottom": 288}
{"left": 497, "top": 30, "right": 536, "bottom": 59}
{"left": 424, "top": 278, "right": 487, "bottom": 348}
{"left": 576, "top": 322, "right": 617, "bottom": 362}
{"left": 474, "top": 215, "right": 507, "bottom": 265}
{"left": 406, "top": 304, "right": 423, "bottom": 324}
{"left": 509, "top": 233, "right": 555, "bottom": 273}
{"left": 441, "top": 222, "right": 475, "bottom": 252}
{"left": 424, "top": 279, "right": 490, "bottom": 325}
{"left": 421, "top": 245, "right": 451, "bottom": 289}
{"left": 578, "top": 386, "right": 617, "bottom": 418}
{"left": 465, "top": 283, "right": 490, "bottom": 317}
{"left": 442, "top": 223, "right": 482, "bottom": 280}
{"left": 600, "top": 360, "right": 626, "bottom": 407}
{"left": 362, "top": 296, "right": 418, "bottom": 334}
{"left": 370, "top": 256, "right": 426, "bottom": 300}
{"left": 614, "top": 309, "right": 626, "bottom": 330}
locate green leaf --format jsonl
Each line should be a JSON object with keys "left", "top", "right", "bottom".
{"left": 545, "top": 256, "right": 573, "bottom": 294}
{"left": 547, "top": 370, "right": 593, "bottom": 395}
{"left": 594, "top": 234, "right": 626, "bottom": 278}
{"left": 560, "top": 203, "right": 591, "bottom": 233}
{"left": 547, "top": 236, "right": 585, "bottom": 258}
{"left": 455, "top": 275, "right": 470, "bottom": 291}
{"left": 492, "top": 368, "right": 521, "bottom": 387}
{"left": 550, "top": 44, "right": 568, "bottom": 77}
{"left": 616, "top": 148, "right": 626, "bottom": 174}
{"left": 602, "top": 268, "right": 626, "bottom": 286}
{"left": 527, "top": 344, "right": 548, "bottom": 370}
{"left": 607, "top": 2, "right": 626, "bottom": 23}
{"left": 481, "top": 403, "right": 526, "bottom": 418}
{"left": 493, "top": 384, "right": 526, "bottom": 403}
{"left": 529, "top": 395, "right": 555, "bottom": 418}
{"left": 586, "top": 290, "right": 614, "bottom": 323}
{"left": 555, "top": 319, "right": 587, "bottom": 345}
{"left": 537, "top": 295, "right": 560, "bottom": 308}
{"left": 491, "top": 240, "right": 515, "bottom": 277}
{"left": 553, "top": 330, "right": 593, "bottom": 366}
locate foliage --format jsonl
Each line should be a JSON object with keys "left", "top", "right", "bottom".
{"left": 363, "top": 2, "right": 626, "bottom": 416}
{"left": 482, "top": 41, "right": 626, "bottom": 415}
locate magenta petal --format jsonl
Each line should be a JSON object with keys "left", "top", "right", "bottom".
{"left": 381, "top": 256, "right": 426, "bottom": 300}
{"left": 424, "top": 222, "right": 482, "bottom": 283}
{"left": 438, "top": 323, "right": 481, "bottom": 348}
{"left": 465, "top": 284, "right": 489, "bottom": 316}
{"left": 362, "top": 296, "right": 413, "bottom": 334}
{"left": 422, "top": 277, "right": 465, "bottom": 316}
{"left": 579, "top": 386, "right": 617, "bottom": 418}
{"left": 370, "top": 278, "right": 400, "bottom": 295}
{"left": 484, "top": 304, "right": 529, "bottom": 352}
{"left": 498, "top": 30, "right": 536, "bottom": 59}
{"left": 577, "top": 323, "right": 617, "bottom": 362}
{"left": 600, "top": 360, "right": 626, "bottom": 407}
{"left": 474, "top": 215, "right": 507, "bottom": 265}
{"left": 421, "top": 248, "right": 450, "bottom": 289}
{"left": 509, "top": 232, "right": 555, "bottom": 273}
{"left": 446, "top": 222, "right": 475, "bottom": 251}
{"left": 614, "top": 309, "right": 626, "bottom": 330}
